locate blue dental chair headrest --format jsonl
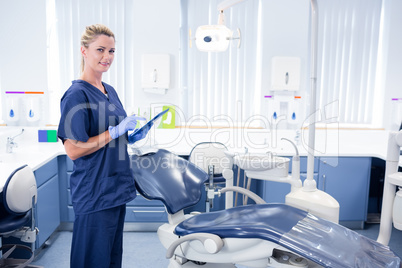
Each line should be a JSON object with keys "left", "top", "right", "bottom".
{"left": 131, "top": 149, "right": 209, "bottom": 214}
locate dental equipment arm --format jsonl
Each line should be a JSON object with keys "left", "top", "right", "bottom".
{"left": 281, "top": 138, "right": 302, "bottom": 191}
{"left": 222, "top": 168, "right": 234, "bottom": 209}
{"left": 377, "top": 130, "right": 402, "bottom": 245}
{"left": 220, "top": 186, "right": 266, "bottom": 204}
{"left": 204, "top": 166, "right": 235, "bottom": 211}
{"left": 283, "top": 0, "right": 340, "bottom": 224}
{"left": 166, "top": 233, "right": 224, "bottom": 259}
{"left": 305, "top": 0, "right": 318, "bottom": 192}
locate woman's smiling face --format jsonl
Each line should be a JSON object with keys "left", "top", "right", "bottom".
{"left": 81, "top": 34, "right": 115, "bottom": 74}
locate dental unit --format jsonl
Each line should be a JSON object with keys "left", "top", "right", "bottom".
{"left": 127, "top": 0, "right": 402, "bottom": 266}
{"left": 131, "top": 149, "right": 400, "bottom": 268}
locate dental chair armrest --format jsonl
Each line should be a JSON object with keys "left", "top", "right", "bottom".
{"left": 220, "top": 186, "right": 266, "bottom": 204}
{"left": 166, "top": 233, "right": 224, "bottom": 259}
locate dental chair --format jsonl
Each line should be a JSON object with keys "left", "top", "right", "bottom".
{"left": 189, "top": 142, "right": 233, "bottom": 212}
{"left": 0, "top": 165, "right": 40, "bottom": 268}
{"left": 131, "top": 149, "right": 401, "bottom": 268}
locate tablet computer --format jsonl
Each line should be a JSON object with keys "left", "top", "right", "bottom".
{"left": 128, "top": 108, "right": 169, "bottom": 143}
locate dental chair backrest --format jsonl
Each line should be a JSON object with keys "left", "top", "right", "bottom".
{"left": 131, "top": 149, "right": 209, "bottom": 215}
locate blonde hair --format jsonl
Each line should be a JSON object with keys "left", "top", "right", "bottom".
{"left": 80, "top": 24, "right": 115, "bottom": 73}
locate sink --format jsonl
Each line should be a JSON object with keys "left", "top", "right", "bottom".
{"left": 233, "top": 153, "right": 290, "bottom": 179}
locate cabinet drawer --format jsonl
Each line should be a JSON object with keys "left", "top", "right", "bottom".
{"left": 125, "top": 206, "right": 167, "bottom": 222}
{"left": 127, "top": 194, "right": 165, "bottom": 206}
{"left": 34, "top": 158, "right": 58, "bottom": 187}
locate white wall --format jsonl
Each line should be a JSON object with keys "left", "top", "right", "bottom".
{"left": 0, "top": 0, "right": 400, "bottom": 128}
{"left": 259, "top": 0, "right": 402, "bottom": 130}
{"left": 0, "top": 0, "right": 181, "bottom": 124}
{"left": 260, "top": 0, "right": 310, "bottom": 127}
{"left": 0, "top": 0, "right": 48, "bottom": 124}
{"left": 382, "top": 0, "right": 402, "bottom": 130}
{"left": 0, "top": 0, "right": 48, "bottom": 91}
{"left": 130, "top": 0, "right": 181, "bottom": 113}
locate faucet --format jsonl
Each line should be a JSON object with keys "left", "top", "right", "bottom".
{"left": 6, "top": 129, "right": 24, "bottom": 153}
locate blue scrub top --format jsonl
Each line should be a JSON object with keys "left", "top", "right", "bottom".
{"left": 57, "top": 80, "right": 136, "bottom": 215}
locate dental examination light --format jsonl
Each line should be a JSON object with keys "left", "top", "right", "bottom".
{"left": 194, "top": 0, "right": 243, "bottom": 52}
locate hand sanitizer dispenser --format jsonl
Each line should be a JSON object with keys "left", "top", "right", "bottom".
{"left": 3, "top": 91, "right": 47, "bottom": 126}
{"left": 25, "top": 96, "right": 40, "bottom": 122}
{"left": 6, "top": 96, "right": 20, "bottom": 124}
{"left": 268, "top": 57, "right": 303, "bottom": 130}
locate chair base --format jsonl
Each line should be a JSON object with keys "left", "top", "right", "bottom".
{"left": 0, "top": 244, "right": 42, "bottom": 268}
{"left": 168, "top": 258, "right": 236, "bottom": 268}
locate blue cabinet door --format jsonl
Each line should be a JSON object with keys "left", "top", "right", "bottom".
{"left": 36, "top": 174, "right": 61, "bottom": 248}
{"left": 318, "top": 157, "right": 371, "bottom": 222}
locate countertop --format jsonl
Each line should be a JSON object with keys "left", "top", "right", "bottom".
{"left": 1, "top": 126, "right": 401, "bottom": 192}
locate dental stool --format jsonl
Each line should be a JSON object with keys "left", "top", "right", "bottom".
{"left": 189, "top": 142, "right": 233, "bottom": 212}
{"left": 132, "top": 149, "right": 401, "bottom": 268}
{"left": 0, "top": 165, "right": 40, "bottom": 268}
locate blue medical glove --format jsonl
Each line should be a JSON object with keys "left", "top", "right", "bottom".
{"left": 108, "top": 115, "right": 146, "bottom": 139}
{"left": 128, "top": 121, "right": 153, "bottom": 144}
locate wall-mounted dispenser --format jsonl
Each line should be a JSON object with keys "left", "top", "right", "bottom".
{"left": 266, "top": 56, "right": 303, "bottom": 131}
{"left": 141, "top": 54, "right": 170, "bottom": 94}
{"left": 6, "top": 96, "right": 20, "bottom": 123}
{"left": 266, "top": 94, "right": 303, "bottom": 130}
{"left": 271, "top": 56, "right": 301, "bottom": 91}
{"left": 25, "top": 96, "right": 41, "bottom": 122}
{"left": 2, "top": 90, "right": 47, "bottom": 126}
